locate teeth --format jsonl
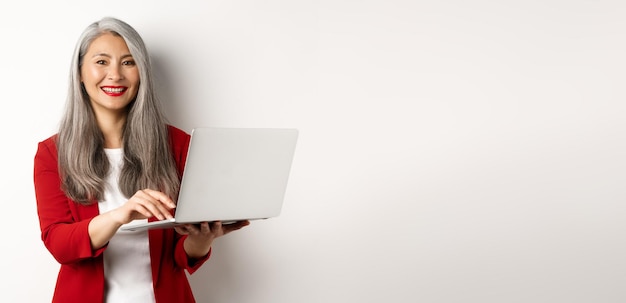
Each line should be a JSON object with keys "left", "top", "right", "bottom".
{"left": 102, "top": 87, "right": 125, "bottom": 93}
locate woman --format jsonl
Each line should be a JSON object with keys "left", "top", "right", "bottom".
{"left": 33, "top": 17, "right": 249, "bottom": 303}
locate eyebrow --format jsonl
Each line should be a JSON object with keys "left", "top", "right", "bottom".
{"left": 91, "top": 53, "right": 134, "bottom": 59}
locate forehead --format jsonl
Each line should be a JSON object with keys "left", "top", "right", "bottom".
{"left": 86, "top": 32, "right": 131, "bottom": 55}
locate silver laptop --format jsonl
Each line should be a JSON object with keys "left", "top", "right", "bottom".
{"left": 121, "top": 127, "right": 299, "bottom": 232}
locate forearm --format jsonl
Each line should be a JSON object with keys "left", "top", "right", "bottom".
{"left": 88, "top": 211, "right": 123, "bottom": 249}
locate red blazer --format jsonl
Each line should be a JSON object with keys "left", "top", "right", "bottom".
{"left": 33, "top": 125, "right": 210, "bottom": 303}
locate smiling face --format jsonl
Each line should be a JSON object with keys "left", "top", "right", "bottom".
{"left": 80, "top": 32, "right": 140, "bottom": 119}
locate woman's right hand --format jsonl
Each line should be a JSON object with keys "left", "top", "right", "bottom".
{"left": 111, "top": 189, "right": 176, "bottom": 224}
{"left": 89, "top": 189, "right": 176, "bottom": 249}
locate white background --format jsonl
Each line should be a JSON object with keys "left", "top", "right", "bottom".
{"left": 1, "top": 1, "right": 625, "bottom": 302}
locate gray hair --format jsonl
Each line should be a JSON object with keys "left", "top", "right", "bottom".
{"left": 57, "top": 17, "right": 180, "bottom": 204}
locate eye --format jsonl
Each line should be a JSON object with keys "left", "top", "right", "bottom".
{"left": 96, "top": 59, "right": 107, "bottom": 65}
{"left": 122, "top": 60, "right": 136, "bottom": 66}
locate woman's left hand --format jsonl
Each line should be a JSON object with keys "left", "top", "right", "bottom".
{"left": 175, "top": 220, "right": 250, "bottom": 258}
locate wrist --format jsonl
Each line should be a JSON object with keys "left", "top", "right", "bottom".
{"left": 106, "top": 208, "right": 127, "bottom": 226}
{"left": 184, "top": 236, "right": 213, "bottom": 258}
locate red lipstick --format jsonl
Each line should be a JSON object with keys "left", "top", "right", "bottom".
{"left": 101, "top": 86, "right": 127, "bottom": 97}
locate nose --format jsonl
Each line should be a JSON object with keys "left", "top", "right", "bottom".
{"left": 107, "top": 64, "right": 125, "bottom": 81}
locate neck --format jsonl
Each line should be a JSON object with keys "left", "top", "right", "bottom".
{"left": 95, "top": 112, "right": 127, "bottom": 149}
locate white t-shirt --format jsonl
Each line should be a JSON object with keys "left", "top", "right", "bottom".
{"left": 98, "top": 148, "right": 156, "bottom": 303}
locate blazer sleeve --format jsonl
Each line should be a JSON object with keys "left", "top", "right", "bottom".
{"left": 33, "top": 138, "right": 105, "bottom": 264}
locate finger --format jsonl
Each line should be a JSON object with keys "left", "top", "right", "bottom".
{"left": 223, "top": 220, "right": 250, "bottom": 233}
{"left": 174, "top": 226, "right": 190, "bottom": 235}
{"left": 142, "top": 201, "right": 170, "bottom": 220}
{"left": 198, "top": 222, "right": 210, "bottom": 234}
{"left": 182, "top": 224, "right": 200, "bottom": 235}
{"left": 236, "top": 220, "right": 250, "bottom": 226}
{"left": 131, "top": 204, "right": 154, "bottom": 219}
{"left": 125, "top": 196, "right": 156, "bottom": 219}
{"left": 140, "top": 191, "right": 176, "bottom": 220}
{"left": 141, "top": 189, "right": 176, "bottom": 208}
{"left": 151, "top": 201, "right": 175, "bottom": 220}
{"left": 133, "top": 196, "right": 172, "bottom": 221}
{"left": 225, "top": 220, "right": 250, "bottom": 228}
{"left": 211, "top": 221, "right": 223, "bottom": 231}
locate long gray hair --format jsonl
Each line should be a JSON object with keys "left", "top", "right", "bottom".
{"left": 57, "top": 17, "right": 180, "bottom": 204}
